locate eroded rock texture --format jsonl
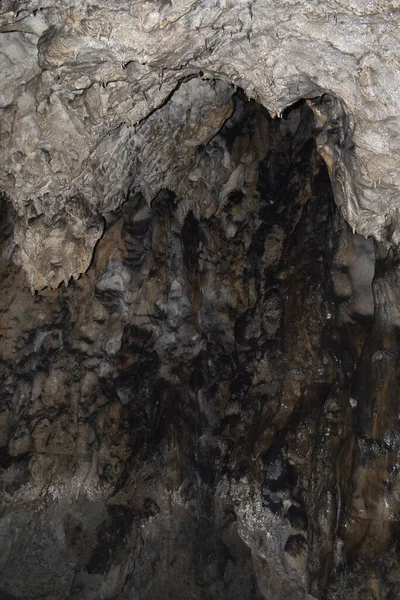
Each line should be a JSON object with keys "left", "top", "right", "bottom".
{"left": 2, "top": 1, "right": 400, "bottom": 287}
{"left": 0, "top": 94, "right": 399, "bottom": 599}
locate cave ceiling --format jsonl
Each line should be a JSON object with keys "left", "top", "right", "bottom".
{"left": 1, "top": 0, "right": 400, "bottom": 288}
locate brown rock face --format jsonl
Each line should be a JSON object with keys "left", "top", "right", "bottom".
{"left": 0, "top": 93, "right": 399, "bottom": 599}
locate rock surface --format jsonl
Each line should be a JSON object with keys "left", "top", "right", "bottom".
{"left": 2, "top": 1, "right": 400, "bottom": 286}
{"left": 1, "top": 2, "right": 400, "bottom": 599}
{"left": 0, "top": 94, "right": 399, "bottom": 599}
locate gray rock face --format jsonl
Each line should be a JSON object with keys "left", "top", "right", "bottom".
{"left": 1, "top": 1, "right": 400, "bottom": 286}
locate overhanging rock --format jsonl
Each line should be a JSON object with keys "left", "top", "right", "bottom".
{"left": 1, "top": 0, "right": 400, "bottom": 288}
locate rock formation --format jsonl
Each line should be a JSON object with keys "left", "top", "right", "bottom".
{"left": 0, "top": 2, "right": 399, "bottom": 599}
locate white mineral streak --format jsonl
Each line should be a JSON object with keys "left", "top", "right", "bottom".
{"left": 1, "top": 0, "right": 400, "bottom": 288}
{"left": 229, "top": 477, "right": 313, "bottom": 600}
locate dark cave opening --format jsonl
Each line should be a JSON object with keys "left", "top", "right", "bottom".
{"left": 0, "top": 86, "right": 399, "bottom": 600}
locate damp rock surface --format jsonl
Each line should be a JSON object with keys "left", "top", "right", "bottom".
{"left": 0, "top": 96, "right": 399, "bottom": 599}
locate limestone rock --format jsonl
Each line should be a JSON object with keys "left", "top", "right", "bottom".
{"left": 1, "top": 1, "right": 400, "bottom": 285}
{"left": 1, "top": 3, "right": 400, "bottom": 600}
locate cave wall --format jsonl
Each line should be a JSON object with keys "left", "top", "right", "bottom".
{"left": 1, "top": 2, "right": 400, "bottom": 599}
{"left": 0, "top": 94, "right": 399, "bottom": 599}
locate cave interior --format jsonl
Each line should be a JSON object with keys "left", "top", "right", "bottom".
{"left": 0, "top": 77, "right": 399, "bottom": 600}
